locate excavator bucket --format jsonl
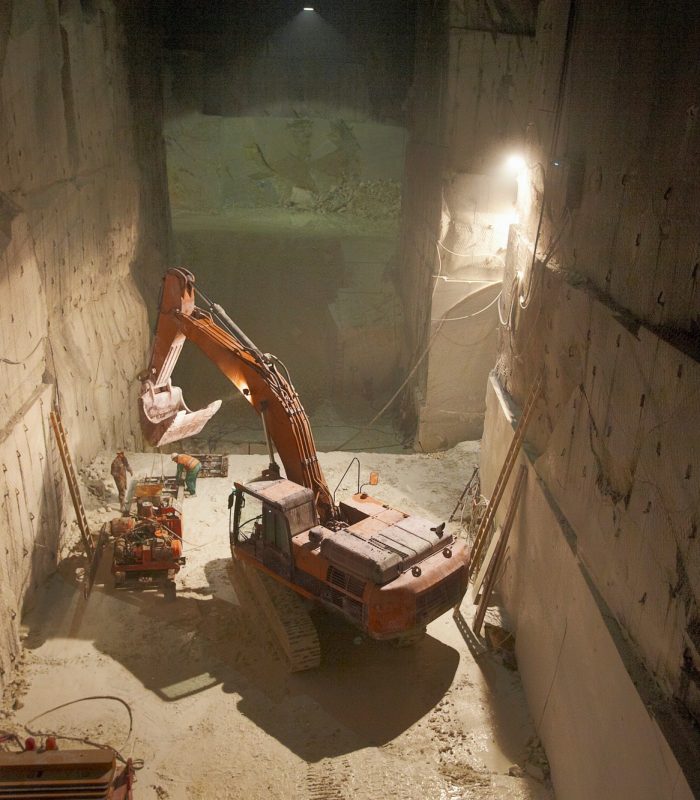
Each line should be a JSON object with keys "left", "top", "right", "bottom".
{"left": 139, "top": 380, "right": 222, "bottom": 447}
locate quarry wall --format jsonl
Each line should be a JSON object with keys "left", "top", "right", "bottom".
{"left": 0, "top": 0, "right": 169, "bottom": 694}
{"left": 399, "top": 2, "right": 534, "bottom": 447}
{"left": 477, "top": 0, "right": 700, "bottom": 796}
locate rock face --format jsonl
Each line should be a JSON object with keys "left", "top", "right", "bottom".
{"left": 398, "top": 0, "right": 700, "bottom": 797}
{"left": 396, "top": 3, "right": 532, "bottom": 447}
{"left": 469, "top": 1, "right": 700, "bottom": 798}
{"left": 165, "top": 113, "right": 407, "bottom": 218}
{"left": 0, "top": 1, "right": 170, "bottom": 694}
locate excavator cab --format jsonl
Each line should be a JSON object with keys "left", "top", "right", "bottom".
{"left": 231, "top": 479, "right": 317, "bottom": 581}
{"left": 231, "top": 487, "right": 293, "bottom": 580}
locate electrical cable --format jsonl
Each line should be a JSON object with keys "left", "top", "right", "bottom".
{"left": 23, "top": 696, "right": 143, "bottom": 769}
{"left": 436, "top": 239, "right": 478, "bottom": 258}
{"left": 517, "top": 0, "right": 578, "bottom": 313}
{"left": 433, "top": 276, "right": 500, "bottom": 284}
{"left": 433, "top": 241, "right": 443, "bottom": 300}
{"left": 437, "top": 323, "right": 500, "bottom": 350}
{"left": 336, "top": 243, "right": 503, "bottom": 448}
{"left": 498, "top": 275, "right": 519, "bottom": 328}
{"left": 536, "top": 619, "right": 568, "bottom": 733}
{"left": 431, "top": 290, "right": 502, "bottom": 322}
{"left": 518, "top": 208, "right": 571, "bottom": 311}
{"left": 506, "top": 210, "right": 571, "bottom": 363}
{"left": 335, "top": 299, "right": 500, "bottom": 450}
{"left": 334, "top": 320, "right": 445, "bottom": 451}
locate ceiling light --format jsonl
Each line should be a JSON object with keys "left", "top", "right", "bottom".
{"left": 303, "top": 6, "right": 314, "bottom": 9}
{"left": 504, "top": 153, "right": 527, "bottom": 175}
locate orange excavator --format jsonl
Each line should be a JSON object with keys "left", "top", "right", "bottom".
{"left": 139, "top": 268, "right": 469, "bottom": 660}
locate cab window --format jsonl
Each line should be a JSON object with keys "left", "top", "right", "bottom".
{"left": 264, "top": 508, "right": 290, "bottom": 554}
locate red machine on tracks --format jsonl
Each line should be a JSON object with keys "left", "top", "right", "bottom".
{"left": 108, "top": 477, "right": 185, "bottom": 600}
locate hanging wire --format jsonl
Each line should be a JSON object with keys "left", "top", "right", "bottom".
{"left": 23, "top": 696, "right": 143, "bottom": 769}
{"left": 334, "top": 321, "right": 445, "bottom": 451}
{"left": 436, "top": 238, "right": 478, "bottom": 258}
{"left": 433, "top": 241, "right": 444, "bottom": 300}
{"left": 498, "top": 275, "right": 519, "bottom": 328}
{"left": 431, "top": 290, "right": 502, "bottom": 323}
{"left": 517, "top": 0, "right": 578, "bottom": 313}
{"left": 336, "top": 232, "right": 505, "bottom": 449}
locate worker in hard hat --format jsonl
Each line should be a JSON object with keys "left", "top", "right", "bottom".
{"left": 110, "top": 450, "right": 133, "bottom": 506}
{"left": 171, "top": 453, "right": 202, "bottom": 497}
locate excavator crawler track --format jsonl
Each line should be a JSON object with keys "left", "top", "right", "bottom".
{"left": 232, "top": 559, "right": 321, "bottom": 672}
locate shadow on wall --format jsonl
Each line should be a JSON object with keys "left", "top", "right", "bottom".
{"left": 19, "top": 434, "right": 64, "bottom": 617}
{"left": 1, "top": 388, "right": 64, "bottom": 681}
{"left": 22, "top": 557, "right": 459, "bottom": 760}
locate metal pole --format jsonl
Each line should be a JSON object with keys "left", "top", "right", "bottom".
{"left": 259, "top": 401, "right": 280, "bottom": 478}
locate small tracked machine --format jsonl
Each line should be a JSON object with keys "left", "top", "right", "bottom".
{"left": 108, "top": 478, "right": 185, "bottom": 600}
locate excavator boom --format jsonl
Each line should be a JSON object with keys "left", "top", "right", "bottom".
{"left": 139, "top": 268, "right": 335, "bottom": 522}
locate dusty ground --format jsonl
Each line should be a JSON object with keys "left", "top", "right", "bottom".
{"left": 5, "top": 445, "right": 553, "bottom": 800}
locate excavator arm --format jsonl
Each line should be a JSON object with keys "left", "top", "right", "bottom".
{"left": 139, "top": 268, "right": 336, "bottom": 523}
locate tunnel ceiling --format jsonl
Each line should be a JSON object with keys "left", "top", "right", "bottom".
{"left": 156, "top": 0, "right": 417, "bottom": 123}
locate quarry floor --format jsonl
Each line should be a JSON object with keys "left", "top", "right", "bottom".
{"left": 6, "top": 445, "right": 553, "bottom": 800}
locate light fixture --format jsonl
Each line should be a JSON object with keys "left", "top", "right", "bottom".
{"left": 303, "top": 6, "right": 314, "bottom": 10}
{"left": 504, "top": 153, "right": 527, "bottom": 175}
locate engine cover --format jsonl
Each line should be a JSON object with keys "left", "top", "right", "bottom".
{"left": 320, "top": 514, "right": 452, "bottom": 585}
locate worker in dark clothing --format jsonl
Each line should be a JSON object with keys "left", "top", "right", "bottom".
{"left": 172, "top": 453, "right": 201, "bottom": 497}
{"left": 110, "top": 450, "right": 133, "bottom": 506}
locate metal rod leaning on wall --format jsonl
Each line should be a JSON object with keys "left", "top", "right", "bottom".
{"left": 472, "top": 464, "right": 528, "bottom": 636}
{"left": 467, "top": 372, "right": 542, "bottom": 580}
{"left": 448, "top": 466, "right": 479, "bottom": 523}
